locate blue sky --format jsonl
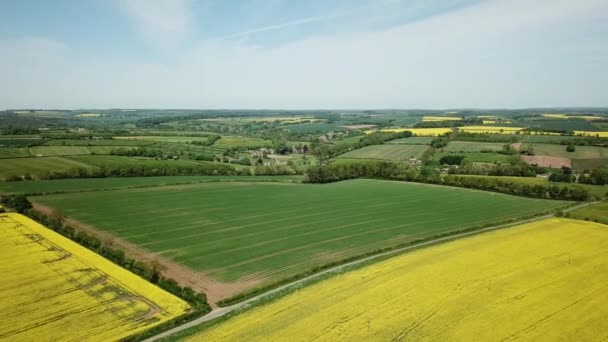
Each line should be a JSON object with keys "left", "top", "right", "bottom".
{"left": 0, "top": 0, "right": 607, "bottom": 109}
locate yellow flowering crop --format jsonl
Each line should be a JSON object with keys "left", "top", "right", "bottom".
{"left": 574, "top": 131, "right": 608, "bottom": 137}
{"left": 365, "top": 128, "right": 452, "bottom": 136}
{"left": 0, "top": 213, "right": 190, "bottom": 341}
{"left": 459, "top": 125, "right": 525, "bottom": 134}
{"left": 541, "top": 113, "right": 568, "bottom": 119}
{"left": 422, "top": 116, "right": 462, "bottom": 122}
{"left": 192, "top": 218, "right": 608, "bottom": 341}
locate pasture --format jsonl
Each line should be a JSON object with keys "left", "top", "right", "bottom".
{"left": 386, "top": 137, "right": 433, "bottom": 145}
{"left": 452, "top": 175, "right": 608, "bottom": 199}
{"left": 44, "top": 139, "right": 152, "bottom": 146}
{"left": 190, "top": 218, "right": 608, "bottom": 341}
{"left": 0, "top": 157, "right": 94, "bottom": 180}
{"left": 32, "top": 180, "right": 569, "bottom": 300}
{"left": 568, "top": 201, "right": 608, "bottom": 225}
{"left": 0, "top": 147, "right": 30, "bottom": 158}
{"left": 0, "top": 213, "right": 189, "bottom": 341}
{"left": 30, "top": 146, "right": 91, "bottom": 156}
{"left": 114, "top": 136, "right": 211, "bottom": 143}
{"left": 0, "top": 175, "right": 303, "bottom": 195}
{"left": 337, "top": 144, "right": 429, "bottom": 161}
{"left": 211, "top": 136, "right": 272, "bottom": 149}
{"left": 442, "top": 141, "right": 505, "bottom": 152}
{"left": 528, "top": 143, "right": 608, "bottom": 159}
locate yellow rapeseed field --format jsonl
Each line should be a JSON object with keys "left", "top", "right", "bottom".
{"left": 0, "top": 213, "right": 190, "bottom": 341}
{"left": 75, "top": 113, "right": 101, "bottom": 117}
{"left": 574, "top": 131, "right": 608, "bottom": 137}
{"left": 542, "top": 113, "right": 568, "bottom": 119}
{"left": 482, "top": 120, "right": 497, "bottom": 124}
{"left": 422, "top": 116, "right": 462, "bottom": 122}
{"left": 459, "top": 125, "right": 525, "bottom": 134}
{"left": 366, "top": 127, "right": 452, "bottom": 136}
{"left": 192, "top": 218, "right": 608, "bottom": 341}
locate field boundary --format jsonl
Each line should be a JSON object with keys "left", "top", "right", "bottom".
{"left": 142, "top": 201, "right": 595, "bottom": 342}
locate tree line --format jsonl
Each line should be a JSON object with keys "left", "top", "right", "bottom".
{"left": 305, "top": 161, "right": 590, "bottom": 201}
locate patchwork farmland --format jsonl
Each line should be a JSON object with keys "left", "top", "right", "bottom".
{"left": 32, "top": 179, "right": 569, "bottom": 302}
{"left": 442, "top": 141, "right": 505, "bottom": 152}
{"left": 0, "top": 213, "right": 189, "bottom": 341}
{"left": 336, "top": 144, "right": 429, "bottom": 161}
{"left": 190, "top": 218, "right": 608, "bottom": 341}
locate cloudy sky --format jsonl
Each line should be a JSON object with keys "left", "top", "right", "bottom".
{"left": 1, "top": 0, "right": 607, "bottom": 109}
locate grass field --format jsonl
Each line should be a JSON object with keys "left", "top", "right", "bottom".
{"left": 572, "top": 158, "right": 608, "bottom": 170}
{"left": 528, "top": 143, "right": 608, "bottom": 159}
{"left": 30, "top": 146, "right": 95, "bottom": 156}
{"left": 114, "top": 136, "right": 211, "bottom": 143}
{"left": 66, "top": 155, "right": 202, "bottom": 168}
{"left": 337, "top": 144, "right": 429, "bottom": 161}
{"left": 0, "top": 175, "right": 304, "bottom": 195}
{"left": 0, "top": 213, "right": 189, "bottom": 341}
{"left": 44, "top": 139, "right": 153, "bottom": 146}
{"left": 0, "top": 157, "right": 94, "bottom": 180}
{"left": 0, "top": 147, "right": 30, "bottom": 158}
{"left": 189, "top": 218, "right": 608, "bottom": 341}
{"left": 386, "top": 137, "right": 433, "bottom": 145}
{"left": 568, "top": 201, "right": 608, "bottom": 225}
{"left": 443, "top": 141, "right": 505, "bottom": 152}
{"left": 211, "top": 136, "right": 272, "bottom": 149}
{"left": 32, "top": 180, "right": 568, "bottom": 295}
{"left": 453, "top": 175, "right": 608, "bottom": 199}
{"left": 0, "top": 138, "right": 47, "bottom": 147}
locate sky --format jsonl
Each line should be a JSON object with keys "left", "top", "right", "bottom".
{"left": 0, "top": 0, "right": 607, "bottom": 109}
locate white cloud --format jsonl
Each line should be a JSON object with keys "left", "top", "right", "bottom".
{"left": 119, "top": 0, "right": 193, "bottom": 49}
{"left": 1, "top": 0, "right": 607, "bottom": 109}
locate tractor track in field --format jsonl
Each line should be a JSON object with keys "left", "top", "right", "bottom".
{"left": 143, "top": 201, "right": 596, "bottom": 342}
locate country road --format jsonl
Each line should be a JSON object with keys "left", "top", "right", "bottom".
{"left": 143, "top": 201, "right": 596, "bottom": 342}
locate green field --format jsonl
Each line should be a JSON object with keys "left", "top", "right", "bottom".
{"left": 0, "top": 157, "right": 94, "bottom": 180}
{"left": 443, "top": 141, "right": 505, "bottom": 152}
{"left": 30, "top": 146, "right": 92, "bottom": 156}
{"left": 337, "top": 144, "right": 429, "bottom": 161}
{"left": 44, "top": 139, "right": 152, "bottom": 146}
{"left": 211, "top": 136, "right": 272, "bottom": 149}
{"left": 33, "top": 180, "right": 569, "bottom": 288}
{"left": 572, "top": 158, "right": 608, "bottom": 170}
{"left": 0, "top": 175, "right": 303, "bottom": 195}
{"left": 528, "top": 143, "right": 608, "bottom": 159}
{"left": 66, "top": 155, "right": 181, "bottom": 167}
{"left": 0, "top": 138, "right": 47, "bottom": 147}
{"left": 29, "top": 145, "right": 140, "bottom": 157}
{"left": 386, "top": 137, "right": 433, "bottom": 145}
{"left": 114, "top": 136, "right": 211, "bottom": 143}
{"left": 568, "top": 201, "right": 608, "bottom": 225}
{"left": 454, "top": 175, "right": 608, "bottom": 199}
{"left": 0, "top": 148, "right": 30, "bottom": 158}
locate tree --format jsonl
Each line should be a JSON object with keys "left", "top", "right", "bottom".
{"left": 566, "top": 144, "right": 576, "bottom": 152}
{"left": 0, "top": 195, "right": 33, "bottom": 213}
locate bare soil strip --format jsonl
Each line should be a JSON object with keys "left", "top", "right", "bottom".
{"left": 522, "top": 155, "right": 571, "bottom": 168}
